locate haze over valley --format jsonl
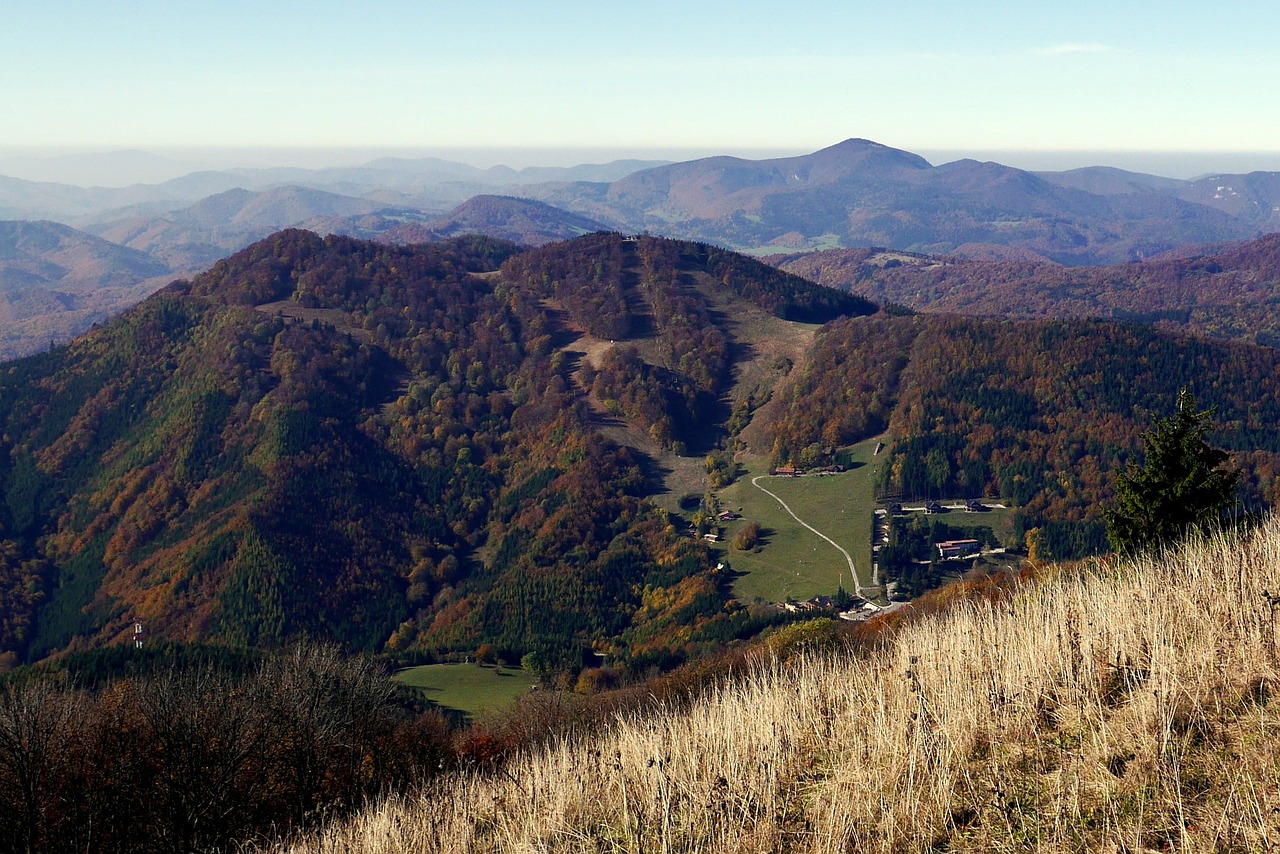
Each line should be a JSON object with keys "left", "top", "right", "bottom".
{"left": 7, "top": 139, "right": 1280, "bottom": 358}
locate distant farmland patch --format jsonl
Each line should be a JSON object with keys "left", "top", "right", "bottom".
{"left": 393, "top": 663, "right": 538, "bottom": 718}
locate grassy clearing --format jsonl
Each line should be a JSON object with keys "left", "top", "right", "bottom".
{"left": 393, "top": 663, "right": 537, "bottom": 719}
{"left": 745, "top": 234, "right": 845, "bottom": 256}
{"left": 894, "top": 503, "right": 1018, "bottom": 546}
{"left": 276, "top": 520, "right": 1280, "bottom": 854}
{"left": 715, "top": 436, "right": 890, "bottom": 602}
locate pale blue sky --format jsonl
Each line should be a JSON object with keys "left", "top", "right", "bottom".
{"left": 3, "top": 1, "right": 1278, "bottom": 158}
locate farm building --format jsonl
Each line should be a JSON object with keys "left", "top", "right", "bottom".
{"left": 936, "top": 539, "right": 980, "bottom": 560}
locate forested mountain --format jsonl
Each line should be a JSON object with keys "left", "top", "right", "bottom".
{"left": 518, "top": 139, "right": 1271, "bottom": 263}
{"left": 772, "top": 233, "right": 1280, "bottom": 346}
{"left": 761, "top": 312, "right": 1280, "bottom": 559}
{"left": 6, "top": 223, "right": 1280, "bottom": 676}
{"left": 0, "top": 230, "right": 864, "bottom": 670}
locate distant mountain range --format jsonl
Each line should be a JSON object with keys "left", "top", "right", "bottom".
{"left": 85, "top": 185, "right": 422, "bottom": 270}
{"left": 772, "top": 233, "right": 1280, "bottom": 348}
{"left": 0, "top": 220, "right": 173, "bottom": 359}
{"left": 0, "top": 157, "right": 671, "bottom": 224}
{"left": 4, "top": 139, "right": 1280, "bottom": 358}
{"left": 5, "top": 140, "right": 1279, "bottom": 266}
{"left": 381, "top": 195, "right": 608, "bottom": 246}
{"left": 517, "top": 139, "right": 1280, "bottom": 263}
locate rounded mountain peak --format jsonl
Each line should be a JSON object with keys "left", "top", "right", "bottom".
{"left": 806, "top": 138, "right": 933, "bottom": 170}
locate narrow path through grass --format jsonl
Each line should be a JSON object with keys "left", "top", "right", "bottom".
{"left": 750, "top": 475, "right": 867, "bottom": 597}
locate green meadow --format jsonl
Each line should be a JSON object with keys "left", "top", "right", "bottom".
{"left": 713, "top": 436, "right": 890, "bottom": 604}
{"left": 394, "top": 663, "right": 538, "bottom": 719}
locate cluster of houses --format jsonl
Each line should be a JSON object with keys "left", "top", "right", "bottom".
{"left": 695, "top": 508, "right": 742, "bottom": 543}
{"left": 779, "top": 594, "right": 835, "bottom": 613}
{"left": 839, "top": 600, "right": 906, "bottom": 622}
{"left": 769, "top": 464, "right": 848, "bottom": 478}
{"left": 886, "top": 499, "right": 988, "bottom": 516}
{"left": 778, "top": 595, "right": 906, "bottom": 623}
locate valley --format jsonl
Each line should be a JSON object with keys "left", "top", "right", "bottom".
{"left": 710, "top": 439, "right": 889, "bottom": 604}
{"left": 393, "top": 662, "right": 538, "bottom": 720}
{"left": 6, "top": 227, "right": 1280, "bottom": 674}
{"left": 10, "top": 1, "right": 1280, "bottom": 847}
{"left": 3, "top": 206, "right": 1280, "bottom": 854}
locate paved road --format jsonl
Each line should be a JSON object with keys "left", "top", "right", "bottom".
{"left": 750, "top": 475, "right": 872, "bottom": 597}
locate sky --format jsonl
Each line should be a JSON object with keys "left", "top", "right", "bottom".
{"left": 3, "top": 1, "right": 1280, "bottom": 175}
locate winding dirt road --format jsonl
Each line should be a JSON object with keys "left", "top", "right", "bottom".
{"left": 750, "top": 475, "right": 872, "bottom": 598}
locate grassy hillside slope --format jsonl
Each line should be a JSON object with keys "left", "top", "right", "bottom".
{"left": 276, "top": 518, "right": 1280, "bottom": 852}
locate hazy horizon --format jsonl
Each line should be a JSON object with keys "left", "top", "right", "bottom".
{"left": 3, "top": 143, "right": 1279, "bottom": 189}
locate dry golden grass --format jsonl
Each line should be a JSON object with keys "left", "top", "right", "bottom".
{"left": 273, "top": 519, "right": 1280, "bottom": 853}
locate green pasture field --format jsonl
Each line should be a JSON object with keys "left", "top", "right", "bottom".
{"left": 713, "top": 436, "right": 890, "bottom": 604}
{"left": 394, "top": 663, "right": 538, "bottom": 719}
{"left": 896, "top": 503, "right": 1018, "bottom": 546}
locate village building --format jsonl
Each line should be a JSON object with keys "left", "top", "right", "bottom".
{"left": 936, "top": 538, "right": 981, "bottom": 560}
{"left": 838, "top": 600, "right": 908, "bottom": 622}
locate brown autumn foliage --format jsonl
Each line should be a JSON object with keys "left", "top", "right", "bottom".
{"left": 0, "top": 644, "right": 452, "bottom": 854}
{"left": 761, "top": 311, "right": 1280, "bottom": 557}
{"left": 776, "top": 233, "right": 1280, "bottom": 347}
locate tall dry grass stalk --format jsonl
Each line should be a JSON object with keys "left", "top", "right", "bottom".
{"left": 273, "top": 519, "right": 1280, "bottom": 852}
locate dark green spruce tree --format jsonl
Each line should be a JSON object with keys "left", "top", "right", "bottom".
{"left": 1104, "top": 390, "right": 1239, "bottom": 555}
